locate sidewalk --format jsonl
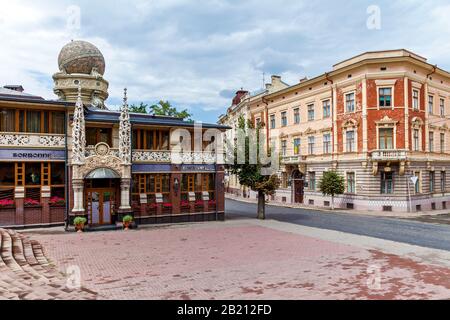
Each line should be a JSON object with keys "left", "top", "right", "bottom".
{"left": 226, "top": 194, "right": 449, "bottom": 218}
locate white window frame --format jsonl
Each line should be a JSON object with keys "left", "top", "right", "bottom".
{"left": 322, "top": 99, "right": 331, "bottom": 118}
{"left": 440, "top": 98, "right": 445, "bottom": 117}
{"left": 377, "top": 86, "right": 394, "bottom": 109}
{"left": 308, "top": 135, "right": 315, "bottom": 155}
{"left": 307, "top": 104, "right": 315, "bottom": 121}
{"left": 323, "top": 133, "right": 331, "bottom": 154}
{"left": 346, "top": 171, "right": 356, "bottom": 194}
{"left": 293, "top": 108, "right": 300, "bottom": 124}
{"left": 345, "top": 92, "right": 355, "bottom": 113}
{"left": 345, "top": 129, "right": 356, "bottom": 152}
{"left": 428, "top": 95, "right": 434, "bottom": 115}
{"left": 412, "top": 89, "right": 420, "bottom": 110}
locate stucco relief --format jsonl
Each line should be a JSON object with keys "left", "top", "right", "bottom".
{"left": 72, "top": 155, "right": 131, "bottom": 180}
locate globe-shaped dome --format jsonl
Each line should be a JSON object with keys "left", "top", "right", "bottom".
{"left": 58, "top": 40, "right": 105, "bottom": 75}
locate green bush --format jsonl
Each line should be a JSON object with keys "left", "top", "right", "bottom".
{"left": 123, "top": 215, "right": 133, "bottom": 223}
{"left": 74, "top": 216, "right": 87, "bottom": 226}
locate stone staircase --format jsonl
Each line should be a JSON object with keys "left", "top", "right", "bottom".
{"left": 0, "top": 228, "right": 97, "bottom": 300}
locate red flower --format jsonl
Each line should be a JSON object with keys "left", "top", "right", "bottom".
{"left": 0, "top": 199, "right": 14, "bottom": 207}
{"left": 24, "top": 198, "right": 40, "bottom": 206}
{"left": 181, "top": 200, "right": 190, "bottom": 207}
{"left": 49, "top": 196, "right": 65, "bottom": 205}
{"left": 195, "top": 200, "right": 204, "bottom": 206}
{"left": 162, "top": 203, "right": 173, "bottom": 208}
{"left": 148, "top": 203, "right": 157, "bottom": 209}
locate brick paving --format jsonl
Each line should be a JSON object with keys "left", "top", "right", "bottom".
{"left": 28, "top": 221, "right": 450, "bottom": 300}
{"left": 0, "top": 228, "right": 97, "bottom": 300}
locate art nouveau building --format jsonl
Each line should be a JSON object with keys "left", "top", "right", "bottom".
{"left": 0, "top": 40, "right": 227, "bottom": 229}
{"left": 223, "top": 50, "right": 450, "bottom": 212}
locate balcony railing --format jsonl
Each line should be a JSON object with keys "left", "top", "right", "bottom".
{"left": 370, "top": 149, "right": 407, "bottom": 161}
{"left": 132, "top": 150, "right": 220, "bottom": 164}
{"left": 281, "top": 155, "right": 302, "bottom": 164}
{"left": 0, "top": 132, "right": 65, "bottom": 148}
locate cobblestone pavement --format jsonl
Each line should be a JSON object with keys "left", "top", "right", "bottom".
{"left": 30, "top": 220, "right": 450, "bottom": 300}
{"left": 0, "top": 228, "right": 97, "bottom": 300}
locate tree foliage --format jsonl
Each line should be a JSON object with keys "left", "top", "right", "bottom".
{"left": 228, "top": 115, "right": 280, "bottom": 219}
{"left": 129, "top": 102, "right": 148, "bottom": 114}
{"left": 318, "top": 171, "right": 345, "bottom": 197}
{"left": 150, "top": 100, "right": 192, "bottom": 121}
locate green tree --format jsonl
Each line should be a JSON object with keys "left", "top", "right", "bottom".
{"left": 318, "top": 171, "right": 345, "bottom": 210}
{"left": 129, "top": 102, "right": 148, "bottom": 114}
{"left": 229, "top": 115, "right": 280, "bottom": 219}
{"left": 150, "top": 100, "right": 192, "bottom": 121}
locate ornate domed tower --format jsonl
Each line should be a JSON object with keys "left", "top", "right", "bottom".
{"left": 53, "top": 40, "right": 109, "bottom": 109}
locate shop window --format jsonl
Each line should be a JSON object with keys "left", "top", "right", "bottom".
{"left": 51, "top": 163, "right": 65, "bottom": 185}
{"left": 0, "top": 163, "right": 15, "bottom": 186}
{"left": 25, "top": 163, "right": 41, "bottom": 185}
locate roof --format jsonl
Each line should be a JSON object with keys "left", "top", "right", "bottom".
{"left": 84, "top": 107, "right": 231, "bottom": 130}
{"left": 0, "top": 87, "right": 45, "bottom": 101}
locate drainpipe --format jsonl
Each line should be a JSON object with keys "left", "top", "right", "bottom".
{"left": 325, "top": 73, "right": 335, "bottom": 161}
{"left": 262, "top": 95, "right": 270, "bottom": 151}
{"left": 427, "top": 64, "right": 437, "bottom": 80}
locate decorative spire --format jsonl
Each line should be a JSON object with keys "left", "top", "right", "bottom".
{"left": 119, "top": 87, "right": 131, "bottom": 164}
{"left": 72, "top": 85, "right": 86, "bottom": 164}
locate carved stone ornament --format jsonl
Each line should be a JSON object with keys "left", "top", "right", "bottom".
{"left": 119, "top": 88, "right": 132, "bottom": 165}
{"left": 71, "top": 86, "right": 86, "bottom": 165}
{"left": 95, "top": 142, "right": 110, "bottom": 156}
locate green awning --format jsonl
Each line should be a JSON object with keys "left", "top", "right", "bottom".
{"left": 85, "top": 168, "right": 120, "bottom": 179}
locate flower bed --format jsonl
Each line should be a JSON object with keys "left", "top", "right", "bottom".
{"left": 162, "top": 202, "right": 172, "bottom": 214}
{"left": 180, "top": 200, "right": 190, "bottom": 213}
{"left": 49, "top": 196, "right": 65, "bottom": 207}
{"left": 0, "top": 199, "right": 15, "bottom": 209}
{"left": 147, "top": 203, "right": 157, "bottom": 216}
{"left": 24, "top": 198, "right": 41, "bottom": 207}
{"left": 194, "top": 200, "right": 204, "bottom": 212}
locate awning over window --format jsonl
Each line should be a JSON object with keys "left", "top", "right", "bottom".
{"left": 85, "top": 168, "right": 120, "bottom": 179}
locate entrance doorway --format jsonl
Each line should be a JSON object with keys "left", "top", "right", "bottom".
{"left": 86, "top": 189, "right": 116, "bottom": 225}
{"left": 292, "top": 170, "right": 304, "bottom": 204}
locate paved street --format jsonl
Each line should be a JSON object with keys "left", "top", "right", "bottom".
{"left": 29, "top": 219, "right": 450, "bottom": 300}
{"left": 225, "top": 199, "right": 450, "bottom": 251}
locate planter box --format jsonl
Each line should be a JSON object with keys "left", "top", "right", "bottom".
{"left": 49, "top": 206, "right": 65, "bottom": 223}
{"left": 24, "top": 206, "right": 43, "bottom": 225}
{"left": 0, "top": 207, "right": 16, "bottom": 226}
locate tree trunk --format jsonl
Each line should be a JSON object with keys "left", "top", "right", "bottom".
{"left": 331, "top": 195, "right": 335, "bottom": 210}
{"left": 257, "top": 190, "right": 265, "bottom": 220}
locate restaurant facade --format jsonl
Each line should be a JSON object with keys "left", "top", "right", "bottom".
{"left": 0, "top": 40, "right": 227, "bottom": 229}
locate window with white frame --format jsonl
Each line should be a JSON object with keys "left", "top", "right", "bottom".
{"left": 413, "top": 128, "right": 420, "bottom": 151}
{"left": 430, "top": 171, "right": 435, "bottom": 193}
{"left": 346, "top": 92, "right": 355, "bottom": 113}
{"left": 429, "top": 131, "right": 434, "bottom": 153}
{"left": 322, "top": 100, "right": 331, "bottom": 118}
{"left": 413, "top": 90, "right": 419, "bottom": 110}
{"left": 440, "top": 132, "right": 445, "bottom": 153}
{"left": 294, "top": 108, "right": 300, "bottom": 124}
{"left": 440, "top": 98, "right": 445, "bottom": 117}
{"left": 379, "top": 88, "right": 392, "bottom": 108}
{"left": 270, "top": 114, "right": 275, "bottom": 129}
{"left": 293, "top": 138, "right": 301, "bottom": 155}
{"left": 309, "top": 172, "right": 316, "bottom": 191}
{"left": 255, "top": 118, "right": 261, "bottom": 127}
{"left": 347, "top": 172, "right": 355, "bottom": 194}
{"left": 380, "top": 172, "right": 393, "bottom": 194}
{"left": 323, "top": 133, "right": 331, "bottom": 154}
{"left": 428, "top": 95, "right": 434, "bottom": 114}
{"left": 308, "top": 136, "right": 315, "bottom": 155}
{"left": 281, "top": 140, "right": 287, "bottom": 156}
{"left": 307, "top": 104, "right": 315, "bottom": 121}
{"left": 414, "top": 171, "right": 421, "bottom": 194}
{"left": 346, "top": 130, "right": 355, "bottom": 152}
{"left": 379, "top": 128, "right": 393, "bottom": 149}
{"left": 281, "top": 111, "right": 287, "bottom": 127}
{"left": 441, "top": 171, "right": 446, "bottom": 192}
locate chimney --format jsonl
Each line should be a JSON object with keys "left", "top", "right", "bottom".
{"left": 3, "top": 85, "right": 24, "bottom": 92}
{"left": 299, "top": 77, "right": 308, "bottom": 83}
{"left": 232, "top": 88, "right": 248, "bottom": 106}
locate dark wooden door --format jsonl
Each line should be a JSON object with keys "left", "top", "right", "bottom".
{"left": 293, "top": 179, "right": 304, "bottom": 203}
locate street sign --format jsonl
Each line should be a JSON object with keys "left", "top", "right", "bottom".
{"left": 410, "top": 176, "right": 418, "bottom": 185}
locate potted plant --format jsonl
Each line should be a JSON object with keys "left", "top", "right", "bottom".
{"left": 123, "top": 215, "right": 133, "bottom": 230}
{"left": 73, "top": 216, "right": 87, "bottom": 233}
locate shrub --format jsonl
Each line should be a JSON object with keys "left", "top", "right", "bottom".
{"left": 73, "top": 216, "right": 87, "bottom": 226}
{"left": 123, "top": 215, "right": 133, "bottom": 223}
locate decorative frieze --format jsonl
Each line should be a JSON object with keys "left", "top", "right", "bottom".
{"left": 0, "top": 133, "right": 65, "bottom": 148}
{"left": 132, "top": 151, "right": 219, "bottom": 164}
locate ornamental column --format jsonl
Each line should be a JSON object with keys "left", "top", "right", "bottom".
{"left": 118, "top": 88, "right": 132, "bottom": 213}
{"left": 71, "top": 86, "right": 86, "bottom": 214}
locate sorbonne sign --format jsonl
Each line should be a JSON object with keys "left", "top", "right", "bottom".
{"left": 0, "top": 149, "right": 65, "bottom": 161}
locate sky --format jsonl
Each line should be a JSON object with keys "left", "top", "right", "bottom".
{"left": 1, "top": 0, "right": 450, "bottom": 124}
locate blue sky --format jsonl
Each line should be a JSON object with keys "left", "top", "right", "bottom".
{"left": 1, "top": 0, "right": 450, "bottom": 123}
